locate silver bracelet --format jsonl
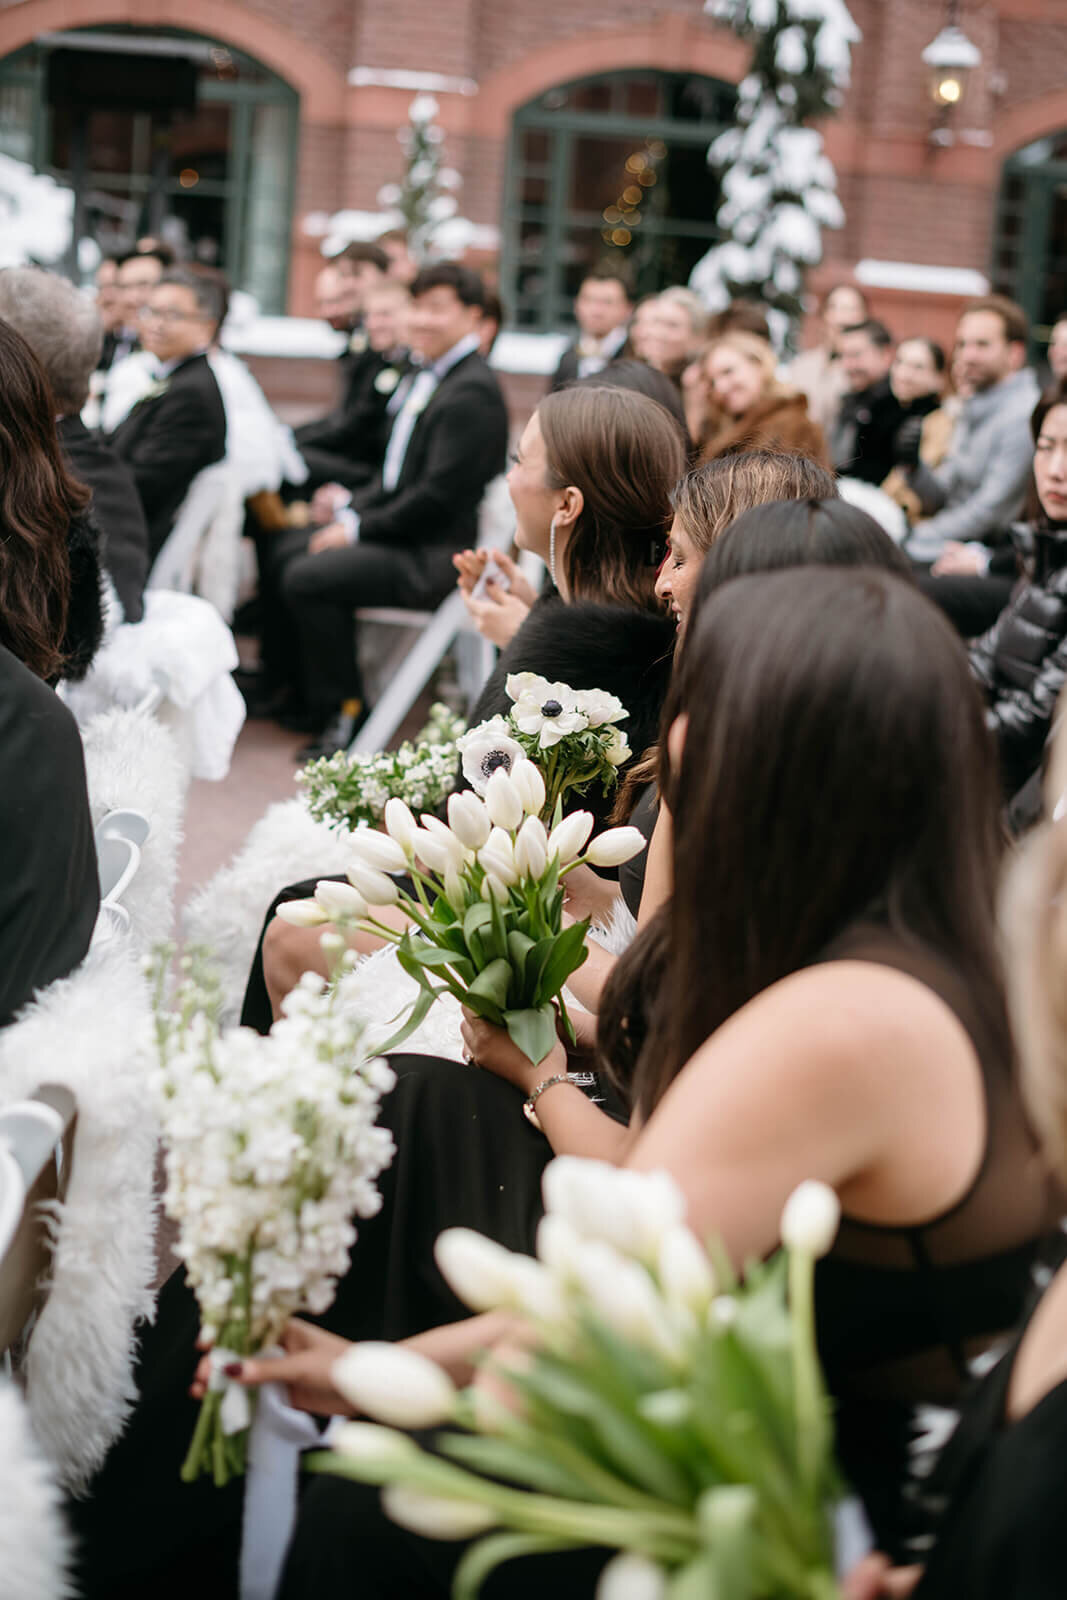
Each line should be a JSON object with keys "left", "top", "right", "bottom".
{"left": 523, "top": 1072, "right": 578, "bottom": 1130}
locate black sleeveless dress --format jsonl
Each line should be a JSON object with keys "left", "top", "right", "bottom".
{"left": 912, "top": 1246, "right": 1067, "bottom": 1598}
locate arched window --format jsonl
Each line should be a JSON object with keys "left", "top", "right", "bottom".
{"left": 0, "top": 26, "right": 297, "bottom": 311}
{"left": 994, "top": 133, "right": 1067, "bottom": 355}
{"left": 501, "top": 69, "right": 737, "bottom": 331}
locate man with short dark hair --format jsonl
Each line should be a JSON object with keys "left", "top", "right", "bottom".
{"left": 830, "top": 319, "right": 902, "bottom": 485}
{"left": 267, "top": 262, "right": 509, "bottom": 755}
{"left": 551, "top": 266, "right": 633, "bottom": 390}
{"left": 294, "top": 249, "right": 391, "bottom": 485}
{"left": 108, "top": 268, "right": 227, "bottom": 561}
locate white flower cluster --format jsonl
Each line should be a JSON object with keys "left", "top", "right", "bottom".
{"left": 152, "top": 958, "right": 397, "bottom": 1347}
{"left": 298, "top": 702, "right": 465, "bottom": 833}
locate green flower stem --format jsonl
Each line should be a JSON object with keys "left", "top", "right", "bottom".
{"left": 180, "top": 1387, "right": 220, "bottom": 1482}
{"left": 788, "top": 1246, "right": 820, "bottom": 1499}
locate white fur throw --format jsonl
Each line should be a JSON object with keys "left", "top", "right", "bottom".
{"left": 182, "top": 798, "right": 356, "bottom": 1025}
{"left": 0, "top": 939, "right": 157, "bottom": 1493}
{"left": 80, "top": 709, "right": 185, "bottom": 955}
{"left": 0, "top": 1382, "right": 73, "bottom": 1598}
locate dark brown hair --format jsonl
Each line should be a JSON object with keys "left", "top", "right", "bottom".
{"left": 1027, "top": 376, "right": 1067, "bottom": 526}
{"left": 0, "top": 320, "right": 89, "bottom": 680}
{"left": 537, "top": 385, "right": 687, "bottom": 611}
{"left": 672, "top": 453, "right": 838, "bottom": 555}
{"left": 962, "top": 294, "right": 1029, "bottom": 347}
{"left": 600, "top": 566, "right": 1008, "bottom": 1118}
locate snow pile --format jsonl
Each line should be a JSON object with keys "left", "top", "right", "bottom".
{"left": 0, "top": 155, "right": 73, "bottom": 268}
{"left": 693, "top": 0, "right": 860, "bottom": 333}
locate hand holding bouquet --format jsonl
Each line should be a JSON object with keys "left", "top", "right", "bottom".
{"left": 278, "top": 760, "right": 646, "bottom": 1070}
{"left": 307, "top": 1160, "right": 843, "bottom": 1600}
{"left": 148, "top": 950, "right": 397, "bottom": 1485}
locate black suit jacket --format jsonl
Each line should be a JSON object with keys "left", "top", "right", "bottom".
{"left": 107, "top": 353, "right": 227, "bottom": 561}
{"left": 351, "top": 351, "right": 509, "bottom": 550}
{"left": 296, "top": 348, "right": 413, "bottom": 491}
{"left": 59, "top": 415, "right": 150, "bottom": 622}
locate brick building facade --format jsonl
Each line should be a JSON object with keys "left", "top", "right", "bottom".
{"left": 2, "top": 0, "right": 1067, "bottom": 350}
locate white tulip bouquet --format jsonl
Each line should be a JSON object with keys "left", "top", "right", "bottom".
{"left": 298, "top": 702, "right": 466, "bottom": 832}
{"left": 147, "top": 949, "right": 397, "bottom": 1486}
{"left": 457, "top": 674, "right": 631, "bottom": 823}
{"left": 276, "top": 761, "right": 646, "bottom": 1069}
{"left": 308, "top": 1160, "right": 843, "bottom": 1600}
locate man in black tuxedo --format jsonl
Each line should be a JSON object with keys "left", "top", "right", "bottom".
{"left": 550, "top": 265, "right": 632, "bottom": 391}
{"left": 108, "top": 269, "right": 227, "bottom": 562}
{"left": 295, "top": 243, "right": 391, "bottom": 488}
{"left": 0, "top": 265, "right": 150, "bottom": 622}
{"left": 271, "top": 263, "right": 509, "bottom": 756}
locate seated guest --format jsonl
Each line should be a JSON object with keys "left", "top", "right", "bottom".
{"left": 95, "top": 245, "right": 177, "bottom": 431}
{"left": 294, "top": 277, "right": 412, "bottom": 496}
{"left": 697, "top": 330, "right": 829, "bottom": 465}
{"left": 0, "top": 643, "right": 99, "bottom": 1028}
{"left": 786, "top": 280, "right": 868, "bottom": 432}
{"left": 640, "top": 287, "right": 709, "bottom": 388}
{"left": 881, "top": 337, "right": 952, "bottom": 522}
{"left": 550, "top": 265, "right": 633, "bottom": 390}
{"left": 0, "top": 319, "right": 104, "bottom": 683}
{"left": 293, "top": 244, "right": 390, "bottom": 487}
{"left": 93, "top": 255, "right": 125, "bottom": 371}
{"left": 268, "top": 263, "right": 509, "bottom": 757}
{"left": 0, "top": 267, "right": 150, "bottom": 624}
{"left": 108, "top": 269, "right": 228, "bottom": 564}
{"left": 706, "top": 298, "right": 772, "bottom": 342}
{"left": 830, "top": 317, "right": 902, "bottom": 483}
{"left": 904, "top": 296, "right": 1040, "bottom": 570}
{"left": 378, "top": 228, "right": 418, "bottom": 287}
{"left": 1048, "top": 312, "right": 1067, "bottom": 383}
{"left": 969, "top": 379, "right": 1067, "bottom": 804}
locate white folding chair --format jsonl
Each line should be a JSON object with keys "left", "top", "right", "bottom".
{"left": 0, "top": 1086, "right": 76, "bottom": 1366}
{"left": 92, "top": 809, "right": 150, "bottom": 948}
{"left": 146, "top": 460, "right": 245, "bottom": 618}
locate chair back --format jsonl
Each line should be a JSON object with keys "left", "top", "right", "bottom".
{"left": 0, "top": 1087, "right": 76, "bottom": 1359}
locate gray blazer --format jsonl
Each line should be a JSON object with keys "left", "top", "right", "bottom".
{"left": 906, "top": 367, "right": 1040, "bottom": 560}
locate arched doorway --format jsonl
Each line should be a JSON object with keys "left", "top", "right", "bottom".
{"left": 501, "top": 68, "right": 736, "bottom": 330}
{"left": 993, "top": 132, "right": 1067, "bottom": 354}
{"left": 0, "top": 25, "right": 297, "bottom": 310}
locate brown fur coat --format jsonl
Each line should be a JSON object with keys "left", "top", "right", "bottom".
{"left": 699, "top": 390, "right": 830, "bottom": 469}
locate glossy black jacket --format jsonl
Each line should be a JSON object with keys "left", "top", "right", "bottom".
{"left": 970, "top": 521, "right": 1067, "bottom": 793}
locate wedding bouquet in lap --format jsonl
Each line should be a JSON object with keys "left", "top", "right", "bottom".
{"left": 279, "top": 675, "right": 644, "bottom": 1069}
{"left": 310, "top": 1160, "right": 843, "bottom": 1600}
{"left": 148, "top": 951, "right": 397, "bottom": 1485}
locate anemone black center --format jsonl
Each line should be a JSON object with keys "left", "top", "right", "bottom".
{"left": 481, "top": 751, "right": 512, "bottom": 775}
{"left": 541, "top": 699, "right": 563, "bottom": 717}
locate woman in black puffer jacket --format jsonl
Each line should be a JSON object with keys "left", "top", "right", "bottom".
{"left": 970, "top": 379, "right": 1067, "bottom": 810}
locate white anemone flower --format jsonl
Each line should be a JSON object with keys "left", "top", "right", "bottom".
{"left": 575, "top": 688, "right": 628, "bottom": 728}
{"left": 457, "top": 717, "right": 524, "bottom": 794}
{"left": 511, "top": 681, "right": 589, "bottom": 749}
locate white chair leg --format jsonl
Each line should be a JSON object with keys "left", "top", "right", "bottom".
{"left": 349, "top": 591, "right": 469, "bottom": 754}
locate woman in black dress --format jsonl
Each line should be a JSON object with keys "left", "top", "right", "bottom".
{"left": 215, "top": 564, "right": 1061, "bottom": 1597}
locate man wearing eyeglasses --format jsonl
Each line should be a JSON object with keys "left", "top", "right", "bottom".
{"left": 108, "top": 269, "right": 228, "bottom": 561}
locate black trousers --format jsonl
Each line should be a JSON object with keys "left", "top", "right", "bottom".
{"left": 916, "top": 573, "right": 1014, "bottom": 639}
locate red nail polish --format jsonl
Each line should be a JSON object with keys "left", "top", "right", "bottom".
{"left": 223, "top": 1362, "right": 243, "bottom": 1378}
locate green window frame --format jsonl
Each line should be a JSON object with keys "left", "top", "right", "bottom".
{"left": 0, "top": 26, "right": 298, "bottom": 312}
{"left": 501, "top": 68, "right": 737, "bottom": 331}
{"left": 993, "top": 135, "right": 1067, "bottom": 357}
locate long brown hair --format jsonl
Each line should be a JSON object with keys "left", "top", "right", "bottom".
{"left": 600, "top": 566, "right": 1009, "bottom": 1119}
{"left": 0, "top": 320, "right": 89, "bottom": 679}
{"left": 538, "top": 385, "right": 686, "bottom": 612}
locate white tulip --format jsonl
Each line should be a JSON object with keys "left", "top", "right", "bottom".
{"left": 331, "top": 1420, "right": 420, "bottom": 1465}
{"left": 541, "top": 1157, "right": 687, "bottom": 1258}
{"left": 332, "top": 1341, "right": 456, "bottom": 1428}
{"left": 480, "top": 871, "right": 510, "bottom": 904}
{"left": 434, "top": 1228, "right": 522, "bottom": 1312}
{"left": 346, "top": 862, "right": 400, "bottom": 907}
{"left": 413, "top": 831, "right": 457, "bottom": 876}
{"left": 420, "top": 813, "right": 460, "bottom": 846}
{"left": 583, "top": 826, "right": 647, "bottom": 869}
{"left": 443, "top": 865, "right": 465, "bottom": 906}
{"left": 314, "top": 879, "right": 369, "bottom": 921}
{"left": 383, "top": 798, "right": 419, "bottom": 855}
{"left": 547, "top": 811, "right": 594, "bottom": 866}
{"left": 657, "top": 1226, "right": 715, "bottom": 1315}
{"left": 484, "top": 767, "right": 525, "bottom": 831}
{"left": 447, "top": 792, "right": 491, "bottom": 851}
{"left": 382, "top": 1483, "right": 497, "bottom": 1540}
{"left": 510, "top": 757, "right": 546, "bottom": 817}
{"left": 596, "top": 1552, "right": 668, "bottom": 1600}
{"left": 348, "top": 829, "right": 409, "bottom": 875}
{"left": 779, "top": 1180, "right": 841, "bottom": 1258}
{"left": 534, "top": 1211, "right": 586, "bottom": 1278}
{"left": 274, "top": 898, "right": 330, "bottom": 928}
{"left": 478, "top": 845, "right": 518, "bottom": 886}
{"left": 572, "top": 1241, "right": 682, "bottom": 1363}
{"left": 508, "top": 1255, "right": 568, "bottom": 1322}
{"left": 513, "top": 815, "right": 548, "bottom": 879}
{"left": 485, "top": 827, "right": 515, "bottom": 864}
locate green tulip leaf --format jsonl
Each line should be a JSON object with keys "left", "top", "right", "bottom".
{"left": 467, "top": 958, "right": 512, "bottom": 1011}
{"left": 503, "top": 1005, "right": 558, "bottom": 1068}
{"left": 369, "top": 981, "right": 439, "bottom": 1057}
{"left": 463, "top": 902, "right": 494, "bottom": 940}
{"left": 453, "top": 1533, "right": 577, "bottom": 1600}
{"left": 534, "top": 920, "right": 590, "bottom": 1006}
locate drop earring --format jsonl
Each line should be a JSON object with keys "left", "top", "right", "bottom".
{"left": 548, "top": 512, "right": 559, "bottom": 587}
